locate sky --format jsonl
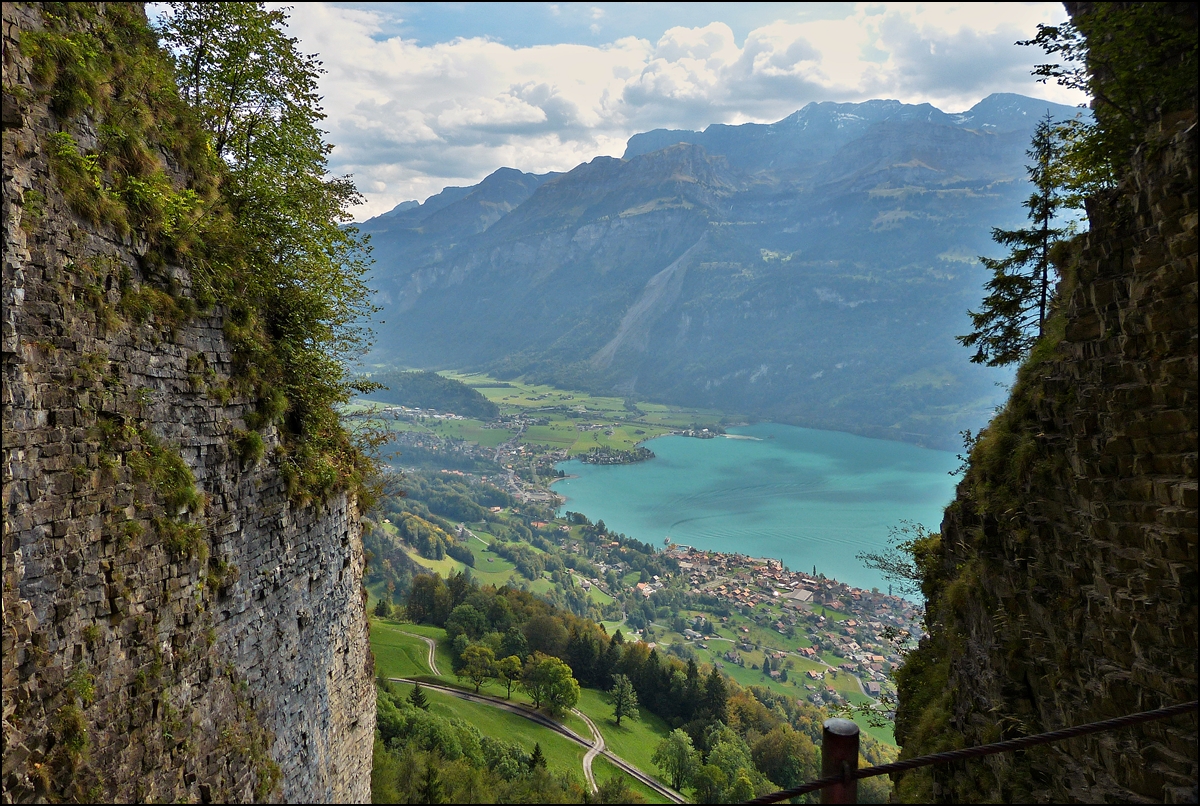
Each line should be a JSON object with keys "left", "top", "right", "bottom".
{"left": 231, "top": 3, "right": 1090, "bottom": 220}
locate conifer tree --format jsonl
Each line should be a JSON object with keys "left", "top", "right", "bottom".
{"left": 958, "top": 113, "right": 1067, "bottom": 366}
{"left": 407, "top": 681, "right": 429, "bottom": 710}
{"left": 528, "top": 743, "right": 547, "bottom": 770}
{"left": 418, "top": 762, "right": 442, "bottom": 804}
{"left": 703, "top": 668, "right": 729, "bottom": 724}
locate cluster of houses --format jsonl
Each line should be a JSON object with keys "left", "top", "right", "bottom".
{"left": 673, "top": 547, "right": 848, "bottom": 611}
{"left": 633, "top": 575, "right": 667, "bottom": 598}
{"left": 664, "top": 545, "right": 926, "bottom": 701}
{"left": 354, "top": 404, "right": 468, "bottom": 422}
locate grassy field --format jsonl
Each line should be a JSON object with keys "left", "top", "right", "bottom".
{"left": 401, "top": 543, "right": 529, "bottom": 589}
{"left": 387, "top": 681, "right": 587, "bottom": 778}
{"left": 717, "top": 657, "right": 825, "bottom": 701}
{"left": 373, "top": 623, "right": 680, "bottom": 783}
{"left": 592, "top": 755, "right": 672, "bottom": 804}
{"left": 380, "top": 622, "right": 458, "bottom": 681}
{"left": 572, "top": 576, "right": 614, "bottom": 604}
{"left": 526, "top": 577, "right": 555, "bottom": 596}
{"left": 433, "top": 371, "right": 729, "bottom": 456}
{"left": 430, "top": 418, "right": 517, "bottom": 447}
{"left": 399, "top": 545, "right": 465, "bottom": 577}
{"left": 370, "top": 620, "right": 434, "bottom": 678}
{"left": 573, "top": 688, "right": 673, "bottom": 791}
{"left": 450, "top": 373, "right": 629, "bottom": 416}
{"left": 844, "top": 691, "right": 896, "bottom": 746}
{"left": 600, "top": 620, "right": 628, "bottom": 636}
{"left": 816, "top": 607, "right": 854, "bottom": 622}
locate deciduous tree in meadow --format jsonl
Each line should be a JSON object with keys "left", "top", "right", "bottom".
{"left": 607, "top": 674, "right": 639, "bottom": 727}
{"left": 458, "top": 644, "right": 496, "bottom": 693}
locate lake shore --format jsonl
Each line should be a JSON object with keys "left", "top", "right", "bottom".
{"left": 554, "top": 422, "right": 959, "bottom": 594}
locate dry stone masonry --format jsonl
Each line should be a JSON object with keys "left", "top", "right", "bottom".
{"left": 2, "top": 3, "right": 373, "bottom": 802}
{"left": 898, "top": 109, "right": 1197, "bottom": 802}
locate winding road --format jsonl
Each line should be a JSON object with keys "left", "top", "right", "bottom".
{"left": 387, "top": 629, "right": 685, "bottom": 803}
{"left": 398, "top": 630, "right": 440, "bottom": 675}
{"left": 573, "top": 707, "right": 605, "bottom": 792}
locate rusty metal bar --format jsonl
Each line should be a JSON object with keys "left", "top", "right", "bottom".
{"left": 820, "top": 717, "right": 860, "bottom": 804}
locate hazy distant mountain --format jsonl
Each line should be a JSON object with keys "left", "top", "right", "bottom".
{"left": 359, "top": 93, "right": 1086, "bottom": 449}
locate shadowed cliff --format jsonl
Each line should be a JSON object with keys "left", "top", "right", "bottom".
{"left": 892, "top": 3, "right": 1197, "bottom": 802}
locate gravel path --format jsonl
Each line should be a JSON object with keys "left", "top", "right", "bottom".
{"left": 397, "top": 631, "right": 440, "bottom": 675}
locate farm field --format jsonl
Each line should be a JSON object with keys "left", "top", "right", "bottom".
{"left": 448, "top": 372, "right": 629, "bottom": 414}
{"left": 427, "top": 417, "right": 516, "bottom": 446}
{"left": 431, "top": 371, "right": 731, "bottom": 456}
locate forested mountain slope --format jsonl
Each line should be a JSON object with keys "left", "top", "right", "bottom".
{"left": 362, "top": 94, "right": 1083, "bottom": 448}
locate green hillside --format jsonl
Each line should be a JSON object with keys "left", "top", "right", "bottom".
{"left": 367, "top": 370, "right": 500, "bottom": 419}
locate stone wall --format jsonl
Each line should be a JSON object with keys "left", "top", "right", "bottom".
{"left": 894, "top": 108, "right": 1197, "bottom": 802}
{"left": 2, "top": 4, "right": 374, "bottom": 802}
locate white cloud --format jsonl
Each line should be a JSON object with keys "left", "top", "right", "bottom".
{"left": 277, "top": 2, "right": 1087, "bottom": 219}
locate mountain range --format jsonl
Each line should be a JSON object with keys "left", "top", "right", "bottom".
{"left": 358, "top": 93, "right": 1086, "bottom": 450}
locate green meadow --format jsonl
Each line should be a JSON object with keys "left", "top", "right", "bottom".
{"left": 370, "top": 621, "right": 684, "bottom": 792}
{"left": 387, "top": 681, "right": 586, "bottom": 776}
{"left": 593, "top": 755, "right": 672, "bottom": 804}
{"left": 370, "top": 620, "right": 434, "bottom": 679}
{"left": 356, "top": 370, "right": 730, "bottom": 457}
{"left": 572, "top": 687, "right": 674, "bottom": 791}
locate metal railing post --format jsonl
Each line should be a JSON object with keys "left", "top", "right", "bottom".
{"left": 821, "top": 718, "right": 860, "bottom": 804}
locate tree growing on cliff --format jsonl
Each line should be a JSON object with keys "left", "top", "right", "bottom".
{"left": 156, "top": 2, "right": 379, "bottom": 495}
{"left": 1020, "top": 5, "right": 1197, "bottom": 183}
{"left": 958, "top": 113, "right": 1067, "bottom": 366}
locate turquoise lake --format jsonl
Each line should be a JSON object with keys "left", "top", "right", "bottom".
{"left": 553, "top": 423, "right": 960, "bottom": 595}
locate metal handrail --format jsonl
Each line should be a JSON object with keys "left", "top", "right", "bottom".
{"left": 746, "top": 700, "right": 1199, "bottom": 804}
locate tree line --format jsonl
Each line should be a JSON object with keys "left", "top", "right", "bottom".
{"left": 397, "top": 571, "right": 895, "bottom": 803}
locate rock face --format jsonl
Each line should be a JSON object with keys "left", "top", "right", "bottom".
{"left": 2, "top": 4, "right": 373, "bottom": 802}
{"left": 892, "top": 106, "right": 1197, "bottom": 802}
